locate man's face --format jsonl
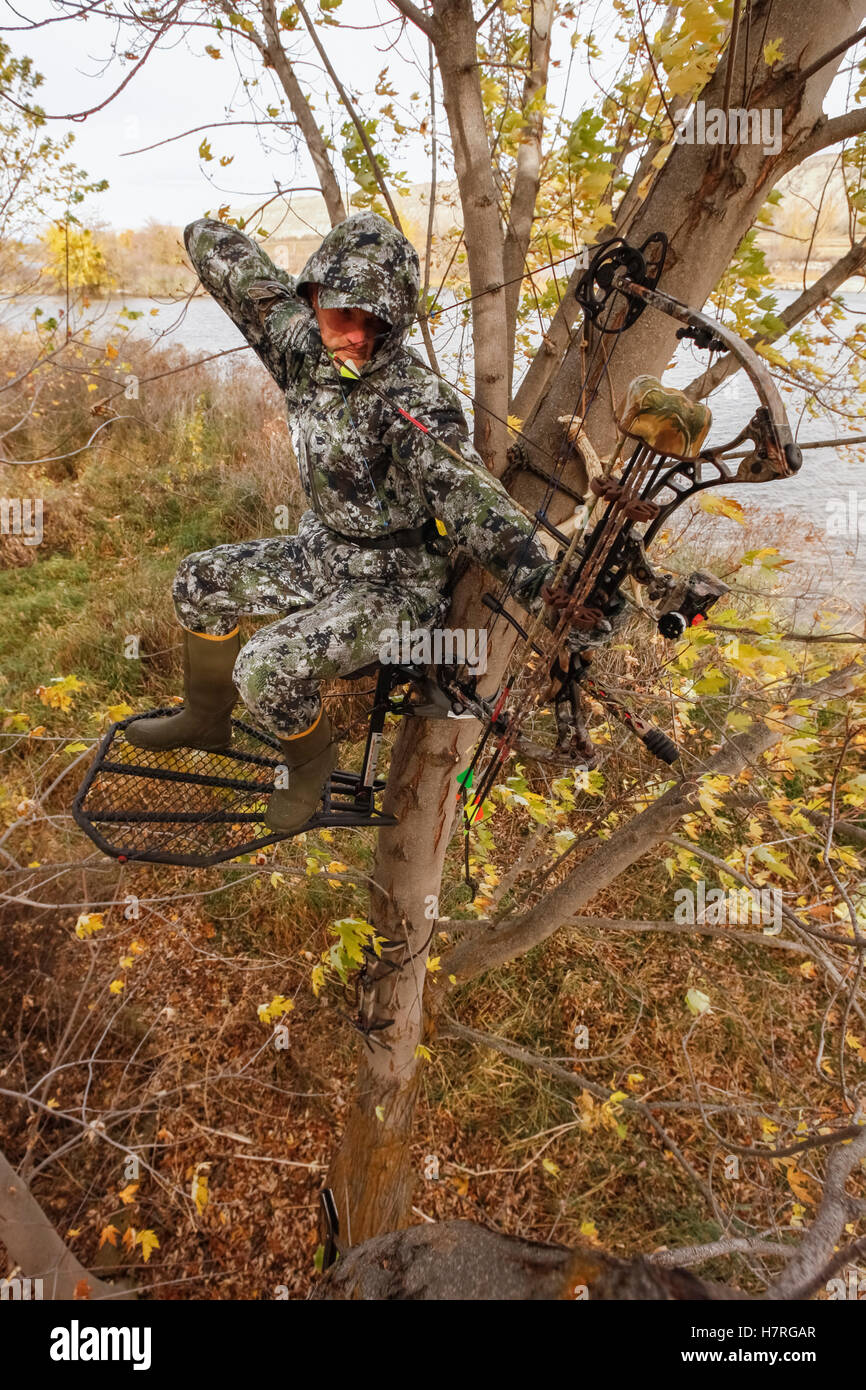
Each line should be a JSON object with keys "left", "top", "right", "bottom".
{"left": 310, "top": 286, "right": 387, "bottom": 367}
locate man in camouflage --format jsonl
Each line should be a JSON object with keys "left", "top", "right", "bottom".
{"left": 127, "top": 210, "right": 554, "bottom": 833}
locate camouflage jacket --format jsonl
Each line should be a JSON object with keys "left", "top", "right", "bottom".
{"left": 184, "top": 211, "right": 553, "bottom": 607}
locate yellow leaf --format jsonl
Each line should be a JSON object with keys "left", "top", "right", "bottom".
{"left": 542, "top": 1157, "right": 560, "bottom": 1176}
{"left": 425, "top": 955, "right": 442, "bottom": 973}
{"left": 786, "top": 1165, "right": 815, "bottom": 1206}
{"left": 75, "top": 912, "right": 105, "bottom": 939}
{"left": 137, "top": 1229, "right": 160, "bottom": 1263}
{"left": 105, "top": 702, "right": 134, "bottom": 722}
{"left": 579, "top": 1219, "right": 600, "bottom": 1245}
{"left": 191, "top": 1169, "right": 209, "bottom": 1216}
{"left": 117, "top": 1182, "right": 139, "bottom": 1205}
{"left": 98, "top": 1224, "right": 120, "bottom": 1249}
{"left": 763, "top": 37, "right": 784, "bottom": 66}
{"left": 109, "top": 979, "right": 125, "bottom": 994}
{"left": 257, "top": 994, "right": 294, "bottom": 1025}
{"left": 698, "top": 494, "right": 746, "bottom": 525}
{"left": 414, "top": 1044, "right": 432, "bottom": 1062}
{"left": 36, "top": 674, "right": 85, "bottom": 711}
{"left": 375, "top": 1105, "right": 385, "bottom": 1122}
{"left": 799, "top": 960, "right": 818, "bottom": 980}
{"left": 64, "top": 741, "right": 89, "bottom": 754}
{"left": 685, "top": 987, "right": 711, "bottom": 1016}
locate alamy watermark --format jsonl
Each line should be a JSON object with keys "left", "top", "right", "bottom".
{"left": 674, "top": 882, "right": 782, "bottom": 932}
{"left": 1, "top": 497, "right": 43, "bottom": 546}
{"left": 1, "top": 1275, "right": 43, "bottom": 1299}
{"left": 379, "top": 621, "right": 488, "bottom": 675}
{"left": 826, "top": 490, "right": 866, "bottom": 536}
{"left": 673, "top": 101, "right": 782, "bottom": 156}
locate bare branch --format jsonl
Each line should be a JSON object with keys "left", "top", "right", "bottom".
{"left": 685, "top": 238, "right": 866, "bottom": 400}
{"left": 768, "top": 1122, "right": 866, "bottom": 1299}
{"left": 296, "top": 0, "right": 403, "bottom": 230}
{"left": 386, "top": 0, "right": 435, "bottom": 40}
{"left": 648, "top": 1237, "right": 794, "bottom": 1268}
{"left": 791, "top": 24, "right": 866, "bottom": 92}
{"left": 783, "top": 107, "right": 866, "bottom": 172}
{"left": 120, "top": 120, "right": 299, "bottom": 158}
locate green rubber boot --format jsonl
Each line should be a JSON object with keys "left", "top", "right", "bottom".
{"left": 125, "top": 627, "right": 240, "bottom": 752}
{"left": 265, "top": 709, "right": 338, "bottom": 834}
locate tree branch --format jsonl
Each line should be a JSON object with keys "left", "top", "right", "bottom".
{"left": 791, "top": 24, "right": 866, "bottom": 92}
{"left": 0, "top": 1146, "right": 133, "bottom": 1300}
{"left": 684, "top": 238, "right": 866, "bottom": 399}
{"left": 386, "top": 0, "right": 435, "bottom": 40}
{"left": 648, "top": 1237, "right": 794, "bottom": 1268}
{"left": 441, "top": 666, "right": 858, "bottom": 982}
{"left": 768, "top": 1122, "right": 866, "bottom": 1299}
{"left": 296, "top": 0, "right": 403, "bottom": 231}
{"left": 782, "top": 107, "right": 866, "bottom": 173}
{"left": 253, "top": 0, "right": 347, "bottom": 226}
{"left": 502, "top": 0, "right": 555, "bottom": 389}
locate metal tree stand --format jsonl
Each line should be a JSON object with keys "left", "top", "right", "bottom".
{"left": 73, "top": 695, "right": 396, "bottom": 868}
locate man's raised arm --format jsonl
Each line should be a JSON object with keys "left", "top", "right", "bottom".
{"left": 396, "top": 383, "right": 555, "bottom": 612}
{"left": 184, "top": 218, "right": 315, "bottom": 390}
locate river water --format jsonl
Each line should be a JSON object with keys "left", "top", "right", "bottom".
{"left": 7, "top": 288, "right": 866, "bottom": 606}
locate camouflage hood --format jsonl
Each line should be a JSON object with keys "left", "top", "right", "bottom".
{"left": 296, "top": 211, "right": 420, "bottom": 363}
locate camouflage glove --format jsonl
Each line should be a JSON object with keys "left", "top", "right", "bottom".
{"left": 511, "top": 559, "right": 557, "bottom": 618}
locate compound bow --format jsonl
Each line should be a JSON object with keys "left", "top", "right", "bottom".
{"left": 426, "top": 233, "right": 803, "bottom": 820}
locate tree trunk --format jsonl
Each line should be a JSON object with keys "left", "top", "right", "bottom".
{"left": 325, "top": 0, "right": 866, "bottom": 1248}
{"left": 313, "top": 1219, "right": 748, "bottom": 1300}
{"left": 0, "top": 1147, "right": 134, "bottom": 1301}
{"left": 518, "top": 0, "right": 866, "bottom": 459}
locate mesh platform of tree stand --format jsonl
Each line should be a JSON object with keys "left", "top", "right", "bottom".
{"left": 73, "top": 700, "right": 396, "bottom": 868}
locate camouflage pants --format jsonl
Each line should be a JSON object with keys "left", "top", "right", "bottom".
{"left": 172, "top": 511, "right": 450, "bottom": 736}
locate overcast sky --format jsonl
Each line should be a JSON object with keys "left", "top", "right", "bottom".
{"left": 1, "top": 3, "right": 853, "bottom": 232}
{"left": 0, "top": 1, "right": 588, "bottom": 229}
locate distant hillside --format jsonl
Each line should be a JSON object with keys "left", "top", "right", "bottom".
{"left": 756, "top": 153, "right": 859, "bottom": 286}
{"left": 14, "top": 158, "right": 861, "bottom": 300}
